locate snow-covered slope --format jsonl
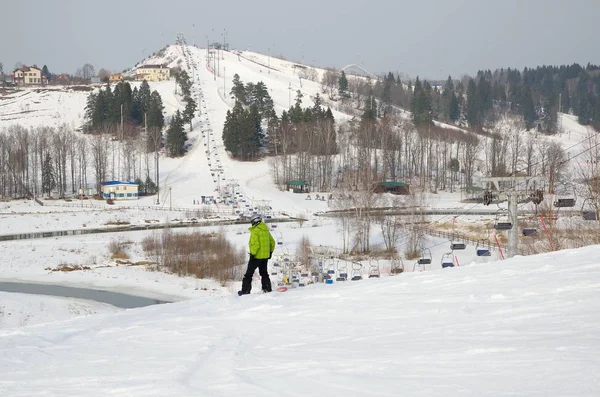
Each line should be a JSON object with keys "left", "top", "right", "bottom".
{"left": 1, "top": 244, "right": 599, "bottom": 396}
{"left": 0, "top": 292, "right": 119, "bottom": 328}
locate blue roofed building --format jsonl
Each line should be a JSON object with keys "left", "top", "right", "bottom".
{"left": 100, "top": 181, "right": 139, "bottom": 200}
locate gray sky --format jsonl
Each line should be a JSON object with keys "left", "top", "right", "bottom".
{"left": 3, "top": 0, "right": 600, "bottom": 80}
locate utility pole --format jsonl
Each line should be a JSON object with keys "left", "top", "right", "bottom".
{"left": 507, "top": 191, "right": 518, "bottom": 258}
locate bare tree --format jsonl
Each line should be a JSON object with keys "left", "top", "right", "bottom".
{"left": 80, "top": 63, "right": 96, "bottom": 80}
{"left": 576, "top": 127, "right": 600, "bottom": 218}
{"left": 89, "top": 133, "right": 110, "bottom": 193}
{"left": 320, "top": 68, "right": 338, "bottom": 98}
{"left": 98, "top": 68, "right": 111, "bottom": 81}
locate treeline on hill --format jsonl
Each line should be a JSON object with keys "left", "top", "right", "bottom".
{"left": 0, "top": 125, "right": 160, "bottom": 198}
{"left": 222, "top": 74, "right": 276, "bottom": 160}
{"left": 366, "top": 63, "right": 600, "bottom": 132}
{"left": 84, "top": 80, "right": 165, "bottom": 152}
{"left": 222, "top": 74, "right": 338, "bottom": 190}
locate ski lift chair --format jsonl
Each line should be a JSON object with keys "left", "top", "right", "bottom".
{"left": 554, "top": 189, "right": 577, "bottom": 208}
{"left": 581, "top": 198, "right": 598, "bottom": 221}
{"left": 413, "top": 248, "right": 432, "bottom": 272}
{"left": 494, "top": 212, "right": 512, "bottom": 230}
{"left": 522, "top": 228, "right": 538, "bottom": 237}
{"left": 418, "top": 248, "right": 432, "bottom": 265}
{"left": 351, "top": 262, "right": 363, "bottom": 281}
{"left": 327, "top": 257, "right": 337, "bottom": 276}
{"left": 368, "top": 257, "right": 380, "bottom": 278}
{"left": 336, "top": 261, "right": 348, "bottom": 281}
{"left": 450, "top": 242, "right": 466, "bottom": 251}
{"left": 441, "top": 252, "right": 455, "bottom": 269}
{"left": 476, "top": 239, "right": 491, "bottom": 256}
{"left": 390, "top": 255, "right": 405, "bottom": 275}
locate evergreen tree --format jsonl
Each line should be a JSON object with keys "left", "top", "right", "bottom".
{"left": 294, "top": 90, "right": 303, "bottom": 107}
{"left": 182, "top": 94, "right": 197, "bottom": 131}
{"left": 146, "top": 91, "right": 165, "bottom": 130}
{"left": 145, "top": 176, "right": 157, "bottom": 194}
{"left": 176, "top": 70, "right": 192, "bottom": 96}
{"left": 411, "top": 78, "right": 432, "bottom": 126}
{"left": 137, "top": 80, "right": 152, "bottom": 114}
{"left": 449, "top": 92, "right": 460, "bottom": 122}
{"left": 362, "top": 96, "right": 377, "bottom": 121}
{"left": 41, "top": 65, "right": 50, "bottom": 80}
{"left": 230, "top": 74, "right": 246, "bottom": 104}
{"left": 338, "top": 71, "right": 349, "bottom": 98}
{"left": 166, "top": 110, "right": 186, "bottom": 157}
{"left": 522, "top": 86, "right": 536, "bottom": 129}
{"left": 466, "top": 79, "right": 480, "bottom": 128}
{"left": 222, "top": 104, "right": 242, "bottom": 155}
{"left": 134, "top": 177, "right": 146, "bottom": 195}
{"left": 42, "top": 152, "right": 56, "bottom": 196}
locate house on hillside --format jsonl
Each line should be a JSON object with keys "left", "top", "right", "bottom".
{"left": 53, "top": 74, "right": 71, "bottom": 85}
{"left": 13, "top": 66, "right": 47, "bottom": 86}
{"left": 135, "top": 65, "right": 170, "bottom": 82}
{"left": 109, "top": 73, "right": 123, "bottom": 82}
{"left": 372, "top": 181, "right": 410, "bottom": 195}
{"left": 100, "top": 181, "right": 139, "bottom": 200}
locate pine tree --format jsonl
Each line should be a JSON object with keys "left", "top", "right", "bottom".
{"left": 522, "top": 86, "right": 537, "bottom": 129}
{"left": 146, "top": 91, "right": 165, "bottom": 130}
{"left": 411, "top": 78, "right": 432, "bottom": 126}
{"left": 134, "top": 177, "right": 146, "bottom": 195}
{"left": 449, "top": 92, "right": 460, "bottom": 122}
{"left": 166, "top": 110, "right": 186, "bottom": 157}
{"left": 182, "top": 94, "right": 197, "bottom": 131}
{"left": 145, "top": 176, "right": 157, "bottom": 194}
{"left": 230, "top": 74, "right": 246, "bottom": 104}
{"left": 42, "top": 152, "right": 56, "bottom": 196}
{"left": 222, "top": 107, "right": 241, "bottom": 155}
{"left": 338, "top": 71, "right": 349, "bottom": 98}
{"left": 466, "top": 79, "right": 479, "bottom": 128}
{"left": 41, "top": 65, "right": 50, "bottom": 80}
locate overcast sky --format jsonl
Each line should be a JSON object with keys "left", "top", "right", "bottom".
{"left": 3, "top": 0, "right": 600, "bottom": 80}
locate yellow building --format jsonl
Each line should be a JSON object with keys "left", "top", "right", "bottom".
{"left": 109, "top": 73, "right": 123, "bottom": 82}
{"left": 135, "top": 65, "right": 170, "bottom": 82}
{"left": 100, "top": 181, "right": 139, "bottom": 200}
{"left": 13, "top": 66, "right": 45, "bottom": 85}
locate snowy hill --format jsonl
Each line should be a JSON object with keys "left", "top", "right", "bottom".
{"left": 1, "top": 244, "right": 599, "bottom": 396}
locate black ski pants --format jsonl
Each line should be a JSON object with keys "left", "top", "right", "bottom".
{"left": 241, "top": 257, "right": 271, "bottom": 293}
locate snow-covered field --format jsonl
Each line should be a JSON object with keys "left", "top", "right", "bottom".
{"left": 1, "top": 245, "right": 599, "bottom": 396}
{"left": 0, "top": 44, "right": 599, "bottom": 396}
{"left": 0, "top": 292, "right": 119, "bottom": 328}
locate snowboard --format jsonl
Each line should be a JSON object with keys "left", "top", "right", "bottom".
{"left": 238, "top": 287, "right": 287, "bottom": 296}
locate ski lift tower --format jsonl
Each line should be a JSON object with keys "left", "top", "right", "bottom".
{"left": 482, "top": 175, "right": 545, "bottom": 258}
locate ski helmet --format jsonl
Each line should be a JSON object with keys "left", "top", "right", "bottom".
{"left": 250, "top": 215, "right": 262, "bottom": 227}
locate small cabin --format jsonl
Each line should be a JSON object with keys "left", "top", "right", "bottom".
{"left": 372, "top": 181, "right": 410, "bottom": 195}
{"left": 100, "top": 181, "right": 139, "bottom": 200}
{"left": 286, "top": 180, "right": 310, "bottom": 193}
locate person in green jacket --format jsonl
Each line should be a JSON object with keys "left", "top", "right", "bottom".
{"left": 238, "top": 215, "right": 276, "bottom": 295}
